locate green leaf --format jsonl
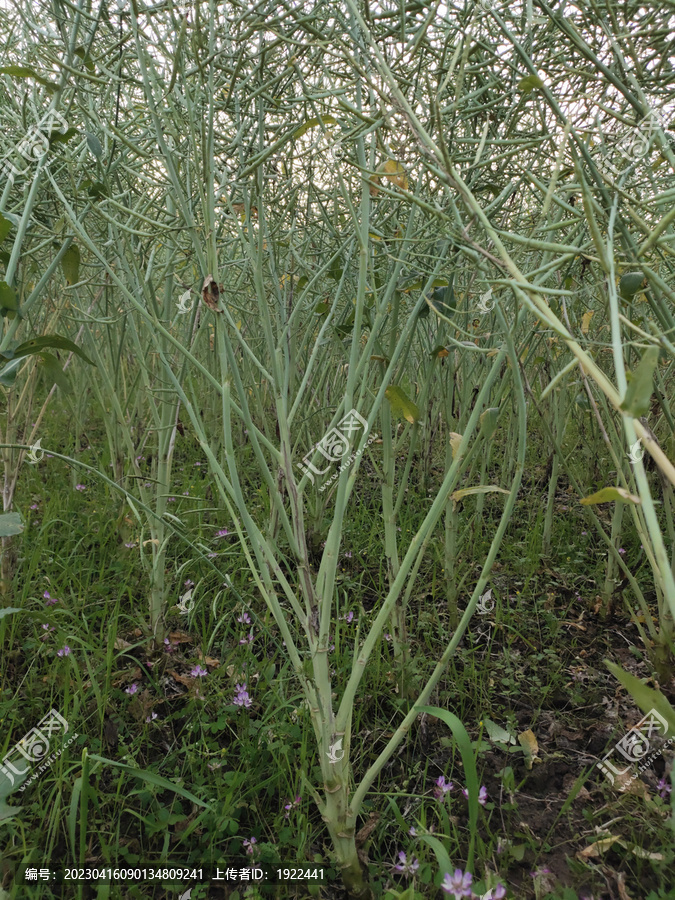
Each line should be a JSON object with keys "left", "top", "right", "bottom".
{"left": 38, "top": 353, "right": 72, "bottom": 394}
{"left": 415, "top": 705, "right": 479, "bottom": 868}
{"left": 0, "top": 213, "right": 11, "bottom": 243}
{"left": 605, "top": 661, "right": 675, "bottom": 736}
{"left": 292, "top": 115, "right": 338, "bottom": 139}
{"left": 518, "top": 74, "right": 544, "bottom": 93}
{"left": 74, "top": 46, "right": 95, "bottom": 72}
{"left": 85, "top": 132, "right": 103, "bottom": 159}
{"left": 0, "top": 607, "right": 23, "bottom": 619}
{"left": 385, "top": 385, "right": 420, "bottom": 424}
{"left": 314, "top": 302, "right": 330, "bottom": 315}
{"left": 86, "top": 754, "right": 210, "bottom": 807}
{"left": 12, "top": 335, "right": 95, "bottom": 366}
{"left": 417, "top": 834, "right": 453, "bottom": 880}
{"left": 580, "top": 486, "right": 641, "bottom": 505}
{"left": 479, "top": 407, "right": 500, "bottom": 440}
{"left": 0, "top": 512, "right": 23, "bottom": 537}
{"left": 61, "top": 244, "right": 81, "bottom": 285}
{"left": 49, "top": 126, "right": 78, "bottom": 146}
{"left": 482, "top": 716, "right": 516, "bottom": 745}
{"left": 620, "top": 346, "right": 659, "bottom": 417}
{"left": 0, "top": 65, "right": 58, "bottom": 91}
{"left": 0, "top": 282, "right": 19, "bottom": 311}
{"left": 0, "top": 356, "right": 23, "bottom": 386}
{"left": 619, "top": 271, "right": 648, "bottom": 300}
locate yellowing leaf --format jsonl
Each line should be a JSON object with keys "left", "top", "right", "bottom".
{"left": 577, "top": 836, "right": 622, "bottom": 858}
{"left": 581, "top": 310, "right": 594, "bottom": 334}
{"left": 449, "top": 432, "right": 463, "bottom": 459}
{"left": 517, "top": 729, "right": 540, "bottom": 770}
{"left": 292, "top": 115, "right": 338, "bottom": 139}
{"left": 385, "top": 385, "right": 420, "bottom": 424}
{"left": 452, "top": 485, "right": 510, "bottom": 503}
{"left": 580, "top": 487, "right": 641, "bottom": 505}
{"left": 381, "top": 159, "right": 408, "bottom": 190}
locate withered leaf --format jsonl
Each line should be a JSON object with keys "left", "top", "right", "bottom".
{"left": 202, "top": 275, "right": 222, "bottom": 313}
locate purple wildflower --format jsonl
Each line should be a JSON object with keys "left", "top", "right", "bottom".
{"left": 440, "top": 869, "right": 472, "bottom": 898}
{"left": 239, "top": 629, "right": 255, "bottom": 645}
{"left": 484, "top": 886, "right": 506, "bottom": 900}
{"left": 216, "top": 528, "right": 229, "bottom": 538}
{"left": 242, "top": 837, "right": 257, "bottom": 855}
{"left": 57, "top": 645, "right": 71, "bottom": 657}
{"left": 191, "top": 665, "right": 208, "bottom": 678}
{"left": 657, "top": 777, "right": 672, "bottom": 799}
{"left": 618, "top": 547, "right": 626, "bottom": 555}
{"left": 434, "top": 775, "right": 454, "bottom": 799}
{"left": 233, "top": 683, "right": 252, "bottom": 708}
{"left": 125, "top": 683, "right": 138, "bottom": 695}
{"left": 146, "top": 712, "right": 158, "bottom": 722}
{"left": 44, "top": 591, "right": 59, "bottom": 606}
{"left": 237, "top": 612, "right": 251, "bottom": 624}
{"left": 393, "top": 851, "right": 419, "bottom": 877}
{"left": 461, "top": 785, "right": 488, "bottom": 804}
{"left": 75, "top": 484, "right": 86, "bottom": 491}
{"left": 283, "top": 794, "right": 301, "bottom": 818}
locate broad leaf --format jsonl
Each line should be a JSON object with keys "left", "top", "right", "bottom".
{"left": 483, "top": 717, "right": 516, "bottom": 745}
{"left": 0, "top": 213, "right": 11, "bottom": 243}
{"left": 0, "top": 512, "right": 23, "bottom": 537}
{"left": 385, "top": 385, "right": 420, "bottom": 424}
{"left": 38, "top": 353, "right": 72, "bottom": 394}
{"left": 518, "top": 74, "right": 544, "bottom": 92}
{"left": 0, "top": 356, "right": 23, "bottom": 386}
{"left": 620, "top": 346, "right": 659, "bottom": 417}
{"left": 86, "top": 754, "right": 210, "bottom": 807}
{"left": 85, "top": 132, "right": 103, "bottom": 159}
{"left": 619, "top": 271, "right": 648, "bottom": 300}
{"left": 605, "top": 661, "right": 675, "bottom": 736}
{"left": 0, "top": 282, "right": 19, "bottom": 311}
{"left": 61, "top": 244, "right": 80, "bottom": 285}
{"left": 479, "top": 407, "right": 500, "bottom": 439}
{"left": 12, "top": 335, "right": 95, "bottom": 366}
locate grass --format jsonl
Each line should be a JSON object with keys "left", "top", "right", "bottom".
{"left": 1, "top": 403, "right": 673, "bottom": 900}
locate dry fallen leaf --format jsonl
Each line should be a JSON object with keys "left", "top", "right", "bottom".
{"left": 518, "top": 729, "right": 540, "bottom": 769}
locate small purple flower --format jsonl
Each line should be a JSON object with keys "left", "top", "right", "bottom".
{"left": 191, "top": 665, "right": 208, "bottom": 678}
{"left": 233, "top": 683, "right": 252, "bottom": 708}
{"left": 344, "top": 551, "right": 352, "bottom": 558}
{"left": 182, "top": 490, "right": 190, "bottom": 496}
{"left": 408, "top": 826, "right": 417, "bottom": 836}
{"left": 216, "top": 528, "right": 229, "bottom": 538}
{"left": 239, "top": 629, "right": 255, "bottom": 645}
{"left": 243, "top": 837, "right": 257, "bottom": 855}
{"left": 30, "top": 503, "right": 39, "bottom": 510}
{"left": 618, "top": 547, "right": 626, "bottom": 555}
{"left": 57, "top": 645, "right": 71, "bottom": 657}
{"left": 657, "top": 777, "right": 672, "bottom": 799}
{"left": 168, "top": 497, "right": 176, "bottom": 502}
{"left": 146, "top": 712, "right": 158, "bottom": 722}
{"left": 461, "top": 785, "right": 488, "bottom": 805}
{"left": 124, "top": 541, "right": 137, "bottom": 548}
{"left": 164, "top": 637, "right": 176, "bottom": 653}
{"left": 44, "top": 591, "right": 59, "bottom": 606}
{"left": 184, "top": 579, "right": 194, "bottom": 588}
{"left": 207, "top": 552, "right": 218, "bottom": 558}
{"left": 530, "top": 867, "right": 551, "bottom": 878}
{"left": 194, "top": 462, "right": 202, "bottom": 466}
{"left": 283, "top": 794, "right": 301, "bottom": 818}
{"left": 484, "top": 886, "right": 506, "bottom": 900}
{"left": 581, "top": 531, "right": 587, "bottom": 536}
{"left": 75, "top": 484, "right": 86, "bottom": 491}
{"left": 384, "top": 632, "right": 392, "bottom": 641}
{"left": 393, "top": 851, "right": 419, "bottom": 877}
{"left": 434, "top": 775, "right": 453, "bottom": 799}
{"left": 441, "top": 868, "right": 472, "bottom": 898}
{"left": 125, "top": 683, "right": 138, "bottom": 695}
{"left": 237, "top": 612, "right": 251, "bottom": 624}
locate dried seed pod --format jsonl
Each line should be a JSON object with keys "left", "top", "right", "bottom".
{"left": 202, "top": 274, "right": 222, "bottom": 312}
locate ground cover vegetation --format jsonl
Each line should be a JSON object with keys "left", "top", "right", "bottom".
{"left": 1, "top": 1, "right": 675, "bottom": 898}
